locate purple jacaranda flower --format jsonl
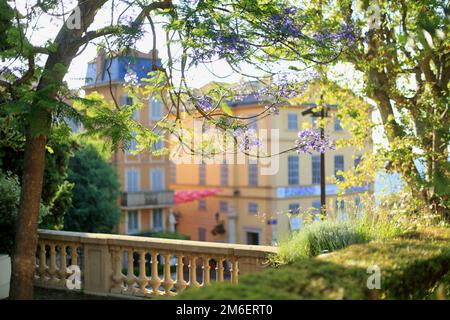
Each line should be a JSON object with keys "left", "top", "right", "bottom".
{"left": 313, "top": 23, "right": 360, "bottom": 46}
{"left": 296, "top": 128, "right": 335, "bottom": 154}
{"left": 260, "top": 73, "right": 309, "bottom": 100}
{"left": 190, "top": 30, "right": 250, "bottom": 64}
{"left": 234, "top": 128, "right": 263, "bottom": 153}
{"left": 124, "top": 67, "right": 138, "bottom": 85}
{"left": 192, "top": 96, "right": 215, "bottom": 112}
{"left": 266, "top": 6, "right": 304, "bottom": 40}
{"left": 265, "top": 105, "right": 280, "bottom": 115}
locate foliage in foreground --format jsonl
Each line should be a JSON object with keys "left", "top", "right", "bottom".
{"left": 0, "top": 173, "right": 50, "bottom": 255}
{"left": 175, "top": 227, "right": 450, "bottom": 300}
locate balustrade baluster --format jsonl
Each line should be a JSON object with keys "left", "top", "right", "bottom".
{"left": 189, "top": 256, "right": 199, "bottom": 288}
{"left": 110, "top": 247, "right": 124, "bottom": 293}
{"left": 176, "top": 255, "right": 187, "bottom": 293}
{"left": 125, "top": 248, "right": 136, "bottom": 294}
{"left": 70, "top": 244, "right": 78, "bottom": 268}
{"left": 202, "top": 256, "right": 210, "bottom": 286}
{"left": 48, "top": 243, "right": 58, "bottom": 286}
{"left": 136, "top": 250, "right": 148, "bottom": 296}
{"left": 59, "top": 244, "right": 67, "bottom": 288}
{"left": 149, "top": 250, "right": 161, "bottom": 295}
{"left": 231, "top": 257, "right": 239, "bottom": 285}
{"left": 162, "top": 253, "right": 175, "bottom": 295}
{"left": 216, "top": 257, "right": 224, "bottom": 283}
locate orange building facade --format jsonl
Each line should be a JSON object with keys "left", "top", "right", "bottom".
{"left": 83, "top": 49, "right": 174, "bottom": 236}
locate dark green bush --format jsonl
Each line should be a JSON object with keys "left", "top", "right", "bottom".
{"left": 175, "top": 227, "right": 450, "bottom": 300}
{"left": 135, "top": 231, "right": 189, "bottom": 240}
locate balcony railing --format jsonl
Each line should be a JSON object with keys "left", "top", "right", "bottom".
{"left": 35, "top": 229, "right": 277, "bottom": 298}
{"left": 121, "top": 190, "right": 174, "bottom": 208}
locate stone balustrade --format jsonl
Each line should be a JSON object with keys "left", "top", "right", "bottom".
{"left": 35, "top": 229, "right": 277, "bottom": 298}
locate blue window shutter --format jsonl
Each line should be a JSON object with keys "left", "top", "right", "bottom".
{"left": 151, "top": 169, "right": 164, "bottom": 191}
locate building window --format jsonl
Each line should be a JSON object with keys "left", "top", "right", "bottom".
{"left": 122, "top": 95, "right": 134, "bottom": 106}
{"left": 312, "top": 115, "right": 319, "bottom": 128}
{"left": 334, "top": 155, "right": 344, "bottom": 181}
{"left": 312, "top": 200, "right": 322, "bottom": 220}
{"left": 219, "top": 201, "right": 228, "bottom": 213}
{"left": 152, "top": 208, "right": 163, "bottom": 231}
{"left": 198, "top": 228, "right": 206, "bottom": 241}
{"left": 334, "top": 118, "right": 343, "bottom": 131}
{"left": 248, "top": 202, "right": 258, "bottom": 215}
{"left": 126, "top": 131, "right": 138, "bottom": 154}
{"left": 248, "top": 163, "right": 258, "bottom": 186}
{"left": 150, "top": 97, "right": 163, "bottom": 120}
{"left": 354, "top": 154, "right": 362, "bottom": 168}
{"left": 246, "top": 232, "right": 260, "bottom": 245}
{"left": 289, "top": 203, "right": 300, "bottom": 215}
{"left": 288, "top": 155, "right": 299, "bottom": 185}
{"left": 248, "top": 114, "right": 257, "bottom": 130}
{"left": 169, "top": 161, "right": 176, "bottom": 184}
{"left": 335, "top": 200, "right": 345, "bottom": 210}
{"left": 287, "top": 113, "right": 298, "bottom": 130}
{"left": 150, "top": 168, "right": 164, "bottom": 191}
{"left": 312, "top": 155, "right": 321, "bottom": 184}
{"left": 152, "top": 139, "right": 164, "bottom": 152}
{"left": 220, "top": 160, "right": 228, "bottom": 186}
{"left": 199, "top": 162, "right": 206, "bottom": 185}
{"left": 199, "top": 200, "right": 206, "bottom": 210}
{"left": 355, "top": 196, "right": 361, "bottom": 207}
{"left": 312, "top": 200, "right": 321, "bottom": 212}
{"left": 127, "top": 210, "right": 139, "bottom": 233}
{"left": 334, "top": 155, "right": 345, "bottom": 182}
{"left": 132, "top": 109, "right": 139, "bottom": 121}
{"left": 125, "top": 168, "right": 139, "bottom": 192}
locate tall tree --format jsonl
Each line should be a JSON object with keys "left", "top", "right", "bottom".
{"left": 0, "top": 0, "right": 173, "bottom": 299}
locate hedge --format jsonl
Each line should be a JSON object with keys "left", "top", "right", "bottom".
{"left": 174, "top": 227, "right": 450, "bottom": 300}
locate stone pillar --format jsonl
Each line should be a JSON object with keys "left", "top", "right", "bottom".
{"left": 82, "top": 240, "right": 112, "bottom": 295}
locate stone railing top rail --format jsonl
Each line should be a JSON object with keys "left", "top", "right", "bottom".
{"left": 37, "top": 229, "right": 278, "bottom": 258}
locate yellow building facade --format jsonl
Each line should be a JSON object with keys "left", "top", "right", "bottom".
{"left": 171, "top": 99, "right": 373, "bottom": 245}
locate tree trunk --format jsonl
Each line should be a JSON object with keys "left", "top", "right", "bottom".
{"left": 7, "top": 0, "right": 109, "bottom": 299}
{"left": 9, "top": 110, "right": 49, "bottom": 299}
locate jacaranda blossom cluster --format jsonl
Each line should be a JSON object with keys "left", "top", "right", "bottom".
{"left": 295, "top": 128, "right": 335, "bottom": 154}
{"left": 313, "top": 23, "right": 360, "bottom": 46}
{"left": 260, "top": 71, "right": 319, "bottom": 101}
{"left": 266, "top": 7, "right": 305, "bottom": 40}
{"left": 124, "top": 67, "right": 138, "bottom": 85}
{"left": 234, "top": 128, "right": 262, "bottom": 153}
{"left": 192, "top": 96, "right": 215, "bottom": 112}
{"left": 191, "top": 30, "right": 250, "bottom": 64}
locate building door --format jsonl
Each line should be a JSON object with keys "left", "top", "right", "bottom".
{"left": 246, "top": 232, "right": 259, "bottom": 245}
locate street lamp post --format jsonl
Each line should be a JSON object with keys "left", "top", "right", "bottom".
{"left": 302, "top": 104, "right": 329, "bottom": 215}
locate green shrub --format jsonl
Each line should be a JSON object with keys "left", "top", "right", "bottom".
{"left": 274, "top": 220, "right": 371, "bottom": 265}
{"left": 0, "top": 172, "right": 50, "bottom": 255}
{"left": 135, "top": 231, "right": 189, "bottom": 240}
{"left": 175, "top": 227, "right": 450, "bottom": 300}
